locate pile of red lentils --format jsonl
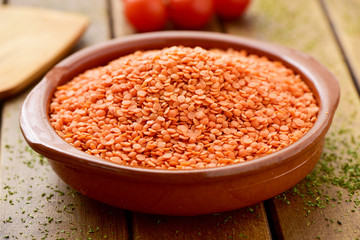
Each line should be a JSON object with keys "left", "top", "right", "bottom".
{"left": 49, "top": 46, "right": 319, "bottom": 169}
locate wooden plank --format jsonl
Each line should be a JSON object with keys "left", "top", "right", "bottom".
{"left": 110, "top": 0, "right": 135, "bottom": 37}
{"left": 323, "top": 0, "right": 360, "bottom": 93}
{"left": 131, "top": 205, "right": 271, "bottom": 240}
{"left": 110, "top": 1, "right": 272, "bottom": 239}
{"left": 0, "top": 1, "right": 129, "bottom": 239}
{"left": 226, "top": 0, "right": 360, "bottom": 239}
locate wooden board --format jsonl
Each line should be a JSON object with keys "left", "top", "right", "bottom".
{"left": 0, "top": 1, "right": 129, "bottom": 239}
{"left": 226, "top": 0, "right": 360, "bottom": 239}
{"left": 0, "top": 5, "right": 88, "bottom": 99}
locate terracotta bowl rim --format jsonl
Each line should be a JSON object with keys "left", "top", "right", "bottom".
{"left": 20, "top": 31, "right": 340, "bottom": 181}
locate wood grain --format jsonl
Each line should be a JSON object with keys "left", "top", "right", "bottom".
{"left": 323, "top": 0, "right": 360, "bottom": 93}
{"left": 226, "top": 0, "right": 360, "bottom": 239}
{"left": 0, "top": 6, "right": 88, "bottom": 99}
{"left": 110, "top": 0, "right": 135, "bottom": 37}
{"left": 0, "top": 1, "right": 129, "bottom": 239}
{"left": 131, "top": 205, "right": 271, "bottom": 240}
{"left": 1, "top": 97, "right": 128, "bottom": 239}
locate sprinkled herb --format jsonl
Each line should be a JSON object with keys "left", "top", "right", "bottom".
{"left": 48, "top": 217, "right": 54, "bottom": 223}
{"left": 277, "top": 131, "right": 360, "bottom": 213}
{"left": 3, "top": 216, "right": 13, "bottom": 223}
{"left": 46, "top": 193, "right": 54, "bottom": 201}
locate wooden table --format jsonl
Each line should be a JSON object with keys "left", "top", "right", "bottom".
{"left": 1, "top": 0, "right": 359, "bottom": 239}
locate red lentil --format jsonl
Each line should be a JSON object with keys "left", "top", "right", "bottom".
{"left": 49, "top": 46, "right": 319, "bottom": 169}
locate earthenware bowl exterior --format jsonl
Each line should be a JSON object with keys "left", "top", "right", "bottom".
{"left": 20, "top": 31, "right": 340, "bottom": 216}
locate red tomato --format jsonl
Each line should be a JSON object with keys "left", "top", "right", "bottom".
{"left": 124, "top": 0, "right": 167, "bottom": 32}
{"left": 168, "top": 0, "right": 214, "bottom": 29}
{"left": 214, "top": 0, "right": 251, "bottom": 20}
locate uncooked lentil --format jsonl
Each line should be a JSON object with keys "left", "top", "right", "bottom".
{"left": 49, "top": 46, "right": 319, "bottom": 169}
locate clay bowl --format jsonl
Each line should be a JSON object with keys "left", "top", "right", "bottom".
{"left": 20, "top": 31, "right": 340, "bottom": 216}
